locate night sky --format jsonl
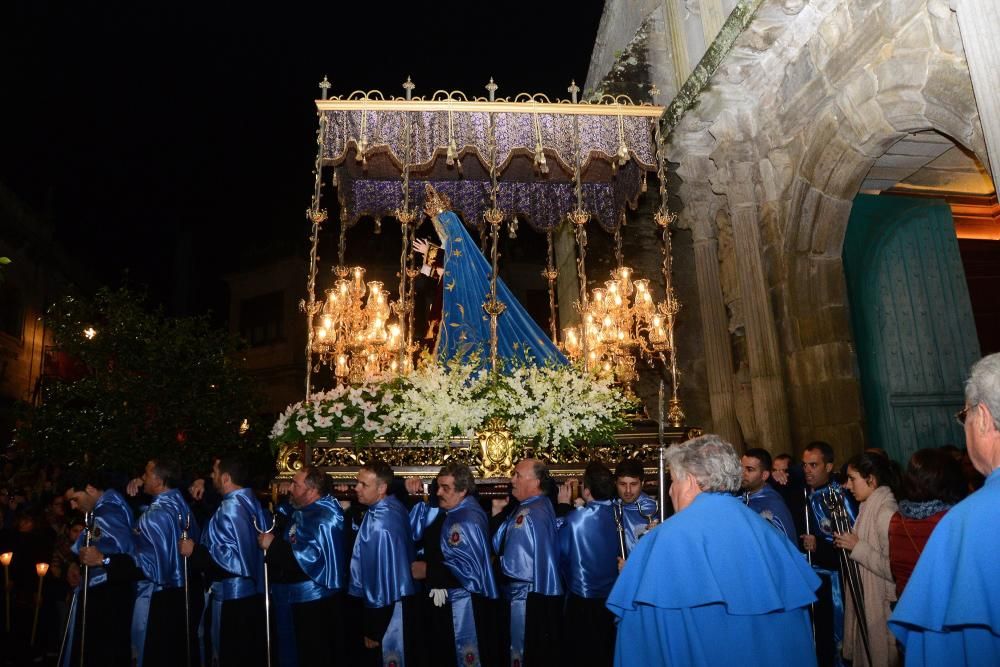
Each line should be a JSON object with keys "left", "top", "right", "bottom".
{"left": 1, "top": 2, "right": 604, "bottom": 318}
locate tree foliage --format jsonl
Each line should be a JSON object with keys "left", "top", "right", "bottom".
{"left": 18, "top": 287, "right": 267, "bottom": 477}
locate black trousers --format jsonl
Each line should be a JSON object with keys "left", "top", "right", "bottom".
{"left": 67, "top": 581, "right": 135, "bottom": 667}
{"left": 564, "top": 593, "right": 616, "bottom": 667}
{"left": 201, "top": 594, "right": 267, "bottom": 667}
{"left": 813, "top": 572, "right": 838, "bottom": 667}
{"left": 290, "top": 593, "right": 347, "bottom": 666}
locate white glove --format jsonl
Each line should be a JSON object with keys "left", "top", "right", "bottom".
{"left": 429, "top": 588, "right": 448, "bottom": 608}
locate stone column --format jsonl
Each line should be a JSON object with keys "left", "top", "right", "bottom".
{"left": 955, "top": 0, "right": 1000, "bottom": 181}
{"left": 698, "top": 0, "right": 726, "bottom": 46}
{"left": 727, "top": 162, "right": 792, "bottom": 452}
{"left": 553, "top": 220, "right": 581, "bottom": 330}
{"left": 664, "top": 0, "right": 692, "bottom": 86}
{"left": 693, "top": 236, "right": 743, "bottom": 446}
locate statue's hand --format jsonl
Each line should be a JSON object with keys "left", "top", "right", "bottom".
{"left": 412, "top": 238, "right": 430, "bottom": 256}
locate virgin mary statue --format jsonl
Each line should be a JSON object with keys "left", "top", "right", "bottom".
{"left": 420, "top": 184, "right": 567, "bottom": 369}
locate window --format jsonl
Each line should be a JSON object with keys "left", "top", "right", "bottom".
{"left": 0, "top": 283, "right": 24, "bottom": 341}
{"left": 239, "top": 291, "right": 284, "bottom": 347}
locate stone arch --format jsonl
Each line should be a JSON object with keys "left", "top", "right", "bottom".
{"left": 777, "top": 5, "right": 989, "bottom": 456}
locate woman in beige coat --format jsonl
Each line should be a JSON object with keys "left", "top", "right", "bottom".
{"left": 834, "top": 452, "right": 900, "bottom": 667}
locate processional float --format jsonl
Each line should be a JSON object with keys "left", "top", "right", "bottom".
{"left": 275, "top": 77, "right": 700, "bottom": 507}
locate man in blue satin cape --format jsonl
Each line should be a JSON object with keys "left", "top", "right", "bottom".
{"left": 607, "top": 435, "right": 820, "bottom": 667}
{"left": 349, "top": 460, "right": 420, "bottom": 667}
{"left": 179, "top": 456, "right": 269, "bottom": 666}
{"left": 408, "top": 463, "right": 502, "bottom": 667}
{"left": 62, "top": 469, "right": 138, "bottom": 667}
{"left": 260, "top": 464, "right": 348, "bottom": 667}
{"left": 801, "top": 440, "right": 857, "bottom": 667}
{"left": 741, "top": 448, "right": 797, "bottom": 544}
{"left": 558, "top": 462, "right": 619, "bottom": 666}
{"left": 889, "top": 353, "right": 1000, "bottom": 665}
{"left": 613, "top": 459, "right": 660, "bottom": 552}
{"left": 130, "top": 458, "right": 201, "bottom": 667}
{"left": 492, "top": 458, "right": 563, "bottom": 666}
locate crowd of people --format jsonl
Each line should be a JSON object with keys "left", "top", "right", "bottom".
{"left": 1, "top": 351, "right": 998, "bottom": 667}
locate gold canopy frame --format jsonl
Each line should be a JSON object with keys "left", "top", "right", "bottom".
{"left": 293, "top": 78, "right": 688, "bottom": 503}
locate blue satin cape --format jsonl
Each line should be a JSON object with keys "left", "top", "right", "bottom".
{"left": 744, "top": 484, "right": 797, "bottom": 544}
{"left": 201, "top": 487, "right": 269, "bottom": 665}
{"left": 607, "top": 493, "right": 819, "bottom": 667}
{"left": 559, "top": 499, "right": 619, "bottom": 598}
{"left": 620, "top": 492, "right": 659, "bottom": 552}
{"left": 408, "top": 501, "right": 441, "bottom": 557}
{"left": 888, "top": 468, "right": 1000, "bottom": 665}
{"left": 492, "top": 493, "right": 563, "bottom": 664}
{"left": 288, "top": 494, "right": 347, "bottom": 594}
{"left": 432, "top": 210, "right": 566, "bottom": 369}
{"left": 349, "top": 495, "right": 417, "bottom": 665}
{"left": 439, "top": 496, "right": 498, "bottom": 667}
{"left": 441, "top": 496, "right": 498, "bottom": 599}
{"left": 131, "top": 488, "right": 199, "bottom": 666}
{"left": 64, "top": 489, "right": 136, "bottom": 667}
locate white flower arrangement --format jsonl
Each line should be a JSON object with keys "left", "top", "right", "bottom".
{"left": 270, "top": 356, "right": 634, "bottom": 452}
{"left": 269, "top": 382, "right": 395, "bottom": 447}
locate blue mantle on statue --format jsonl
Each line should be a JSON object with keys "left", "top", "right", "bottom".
{"left": 432, "top": 209, "right": 566, "bottom": 369}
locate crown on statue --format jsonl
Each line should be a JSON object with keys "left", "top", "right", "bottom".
{"left": 423, "top": 184, "right": 452, "bottom": 217}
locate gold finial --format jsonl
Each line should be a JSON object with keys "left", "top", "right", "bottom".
{"left": 568, "top": 80, "right": 580, "bottom": 103}
{"left": 423, "top": 184, "right": 452, "bottom": 217}
{"left": 484, "top": 207, "right": 504, "bottom": 226}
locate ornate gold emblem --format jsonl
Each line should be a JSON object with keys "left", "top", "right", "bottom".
{"left": 476, "top": 417, "right": 516, "bottom": 479}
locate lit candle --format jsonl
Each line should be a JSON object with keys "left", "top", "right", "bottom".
{"left": 1, "top": 551, "right": 11, "bottom": 633}
{"left": 31, "top": 562, "right": 49, "bottom": 645}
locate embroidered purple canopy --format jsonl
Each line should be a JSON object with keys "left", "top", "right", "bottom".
{"left": 315, "top": 93, "right": 663, "bottom": 232}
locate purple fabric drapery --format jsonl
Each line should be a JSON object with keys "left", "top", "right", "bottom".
{"left": 336, "top": 161, "right": 646, "bottom": 233}
{"left": 321, "top": 109, "right": 659, "bottom": 173}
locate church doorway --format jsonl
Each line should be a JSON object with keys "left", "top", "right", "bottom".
{"left": 842, "top": 131, "right": 998, "bottom": 462}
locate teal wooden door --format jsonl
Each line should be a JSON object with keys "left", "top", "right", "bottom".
{"left": 843, "top": 195, "right": 981, "bottom": 462}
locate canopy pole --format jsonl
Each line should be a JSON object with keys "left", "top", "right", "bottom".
{"left": 543, "top": 231, "right": 559, "bottom": 344}
{"left": 653, "top": 117, "right": 685, "bottom": 427}
{"left": 483, "top": 98, "right": 506, "bottom": 372}
{"left": 568, "top": 109, "right": 591, "bottom": 371}
{"left": 302, "top": 78, "right": 331, "bottom": 399}
{"left": 395, "top": 78, "right": 419, "bottom": 373}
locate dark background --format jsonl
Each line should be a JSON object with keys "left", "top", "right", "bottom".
{"left": 0, "top": 1, "right": 605, "bottom": 319}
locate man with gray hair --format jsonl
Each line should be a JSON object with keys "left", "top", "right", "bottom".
{"left": 406, "top": 463, "right": 501, "bottom": 666}
{"left": 607, "top": 434, "right": 820, "bottom": 666}
{"left": 889, "top": 353, "right": 1000, "bottom": 664}
{"left": 492, "top": 458, "right": 563, "bottom": 666}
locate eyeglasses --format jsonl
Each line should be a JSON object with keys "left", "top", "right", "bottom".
{"left": 956, "top": 405, "right": 972, "bottom": 426}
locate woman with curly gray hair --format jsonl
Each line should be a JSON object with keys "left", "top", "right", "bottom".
{"left": 607, "top": 434, "right": 820, "bottom": 666}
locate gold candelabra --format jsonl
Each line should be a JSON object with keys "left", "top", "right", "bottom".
{"left": 308, "top": 266, "right": 407, "bottom": 385}
{"left": 562, "top": 266, "right": 677, "bottom": 393}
